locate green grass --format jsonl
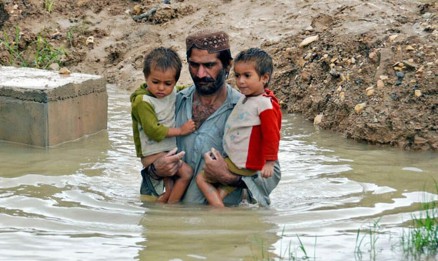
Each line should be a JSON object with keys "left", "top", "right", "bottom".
{"left": 0, "top": 27, "right": 65, "bottom": 69}
{"left": 401, "top": 190, "right": 438, "bottom": 259}
{"left": 354, "top": 218, "right": 382, "bottom": 261}
{"left": 34, "top": 34, "right": 65, "bottom": 69}
{"left": 44, "top": 0, "right": 55, "bottom": 13}
{"left": 1, "top": 27, "right": 28, "bottom": 66}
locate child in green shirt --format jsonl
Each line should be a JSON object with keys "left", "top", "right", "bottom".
{"left": 131, "top": 47, "right": 195, "bottom": 203}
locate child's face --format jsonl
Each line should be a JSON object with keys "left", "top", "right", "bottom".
{"left": 146, "top": 67, "right": 177, "bottom": 99}
{"left": 234, "top": 61, "right": 269, "bottom": 97}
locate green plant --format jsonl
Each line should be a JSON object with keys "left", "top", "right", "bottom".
{"left": 1, "top": 27, "right": 65, "bottom": 69}
{"left": 354, "top": 218, "right": 382, "bottom": 261}
{"left": 0, "top": 27, "right": 28, "bottom": 66}
{"left": 66, "top": 29, "right": 74, "bottom": 48}
{"left": 401, "top": 189, "right": 438, "bottom": 259}
{"left": 34, "top": 34, "right": 65, "bottom": 69}
{"left": 44, "top": 0, "right": 55, "bottom": 13}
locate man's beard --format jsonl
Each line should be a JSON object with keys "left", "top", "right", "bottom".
{"left": 192, "top": 69, "right": 227, "bottom": 95}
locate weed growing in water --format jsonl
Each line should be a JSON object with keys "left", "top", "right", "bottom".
{"left": 354, "top": 218, "right": 382, "bottom": 261}
{"left": 401, "top": 184, "right": 438, "bottom": 259}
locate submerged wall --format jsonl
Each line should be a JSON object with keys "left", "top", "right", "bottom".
{"left": 0, "top": 66, "right": 107, "bottom": 147}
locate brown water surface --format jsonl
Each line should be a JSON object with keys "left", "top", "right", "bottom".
{"left": 0, "top": 85, "right": 437, "bottom": 260}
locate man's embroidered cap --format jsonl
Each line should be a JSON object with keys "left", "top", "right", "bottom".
{"left": 186, "top": 30, "right": 230, "bottom": 53}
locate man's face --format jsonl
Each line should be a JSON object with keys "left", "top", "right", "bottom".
{"left": 188, "top": 48, "right": 227, "bottom": 95}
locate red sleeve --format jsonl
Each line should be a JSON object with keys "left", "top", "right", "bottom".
{"left": 260, "top": 98, "right": 282, "bottom": 161}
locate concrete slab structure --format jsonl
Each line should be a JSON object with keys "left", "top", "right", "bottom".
{"left": 0, "top": 66, "right": 107, "bottom": 147}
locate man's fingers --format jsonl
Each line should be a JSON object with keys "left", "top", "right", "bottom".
{"left": 165, "top": 148, "right": 185, "bottom": 160}
{"left": 210, "top": 148, "right": 222, "bottom": 160}
{"left": 175, "top": 151, "right": 185, "bottom": 160}
{"left": 166, "top": 148, "right": 178, "bottom": 156}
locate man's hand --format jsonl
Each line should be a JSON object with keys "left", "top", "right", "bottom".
{"left": 154, "top": 148, "right": 185, "bottom": 178}
{"left": 203, "top": 148, "right": 239, "bottom": 185}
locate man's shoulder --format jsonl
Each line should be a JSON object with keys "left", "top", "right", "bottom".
{"left": 177, "top": 85, "right": 194, "bottom": 97}
{"left": 227, "top": 84, "right": 242, "bottom": 103}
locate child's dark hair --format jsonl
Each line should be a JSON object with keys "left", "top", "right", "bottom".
{"left": 234, "top": 48, "right": 273, "bottom": 86}
{"left": 143, "top": 47, "right": 182, "bottom": 81}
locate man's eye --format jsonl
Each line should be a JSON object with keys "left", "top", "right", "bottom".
{"left": 189, "top": 62, "right": 199, "bottom": 68}
{"left": 204, "top": 63, "right": 215, "bottom": 69}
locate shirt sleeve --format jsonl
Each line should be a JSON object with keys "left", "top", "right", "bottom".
{"left": 259, "top": 104, "right": 281, "bottom": 161}
{"left": 132, "top": 95, "right": 169, "bottom": 142}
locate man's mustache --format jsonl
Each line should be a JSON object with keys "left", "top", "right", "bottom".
{"left": 193, "top": 77, "right": 215, "bottom": 83}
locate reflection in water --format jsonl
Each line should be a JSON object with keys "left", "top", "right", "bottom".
{"left": 137, "top": 204, "right": 278, "bottom": 260}
{"left": 0, "top": 85, "right": 437, "bottom": 260}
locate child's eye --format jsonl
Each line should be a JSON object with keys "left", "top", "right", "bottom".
{"left": 165, "top": 82, "right": 173, "bottom": 86}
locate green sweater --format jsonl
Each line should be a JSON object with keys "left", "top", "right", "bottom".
{"left": 130, "top": 83, "right": 176, "bottom": 157}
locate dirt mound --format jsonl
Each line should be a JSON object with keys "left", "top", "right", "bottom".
{"left": 0, "top": 0, "right": 437, "bottom": 151}
{"left": 266, "top": 4, "right": 437, "bottom": 150}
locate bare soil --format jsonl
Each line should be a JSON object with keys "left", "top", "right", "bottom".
{"left": 1, "top": 0, "right": 437, "bottom": 151}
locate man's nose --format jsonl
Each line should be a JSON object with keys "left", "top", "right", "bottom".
{"left": 196, "top": 65, "right": 208, "bottom": 78}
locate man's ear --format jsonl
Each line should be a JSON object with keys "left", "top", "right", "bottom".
{"left": 225, "top": 61, "right": 234, "bottom": 78}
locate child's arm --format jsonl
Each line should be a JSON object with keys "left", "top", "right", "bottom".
{"left": 166, "top": 119, "right": 196, "bottom": 137}
{"left": 261, "top": 160, "right": 275, "bottom": 178}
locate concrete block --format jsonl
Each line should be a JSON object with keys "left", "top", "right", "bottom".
{"left": 0, "top": 66, "right": 107, "bottom": 147}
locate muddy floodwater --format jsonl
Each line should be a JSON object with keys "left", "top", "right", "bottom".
{"left": 1, "top": 85, "right": 437, "bottom": 260}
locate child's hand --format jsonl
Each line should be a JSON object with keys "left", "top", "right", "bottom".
{"left": 180, "top": 119, "right": 196, "bottom": 135}
{"left": 261, "top": 161, "right": 275, "bottom": 178}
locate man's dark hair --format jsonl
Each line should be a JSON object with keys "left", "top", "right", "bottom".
{"left": 143, "top": 47, "right": 182, "bottom": 81}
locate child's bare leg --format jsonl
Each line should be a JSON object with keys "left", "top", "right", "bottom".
{"left": 167, "top": 162, "right": 192, "bottom": 204}
{"left": 217, "top": 187, "right": 229, "bottom": 201}
{"left": 157, "top": 177, "right": 173, "bottom": 203}
{"left": 196, "top": 170, "right": 224, "bottom": 207}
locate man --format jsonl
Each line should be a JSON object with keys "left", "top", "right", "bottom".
{"left": 140, "top": 29, "right": 281, "bottom": 206}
